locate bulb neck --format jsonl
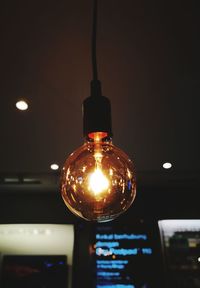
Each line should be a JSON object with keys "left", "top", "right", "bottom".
{"left": 85, "top": 131, "right": 112, "bottom": 143}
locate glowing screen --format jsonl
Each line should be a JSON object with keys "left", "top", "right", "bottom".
{"left": 159, "top": 220, "right": 200, "bottom": 288}
{"left": 92, "top": 223, "right": 158, "bottom": 288}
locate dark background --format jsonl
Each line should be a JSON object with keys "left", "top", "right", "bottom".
{"left": 0, "top": 0, "right": 199, "bottom": 174}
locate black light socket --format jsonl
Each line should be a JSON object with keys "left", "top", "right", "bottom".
{"left": 83, "top": 80, "right": 113, "bottom": 138}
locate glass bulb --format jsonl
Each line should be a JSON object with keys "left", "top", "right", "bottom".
{"left": 61, "top": 133, "right": 136, "bottom": 222}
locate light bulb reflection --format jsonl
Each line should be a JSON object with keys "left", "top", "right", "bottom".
{"left": 88, "top": 168, "right": 109, "bottom": 195}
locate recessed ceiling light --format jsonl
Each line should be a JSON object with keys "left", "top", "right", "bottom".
{"left": 163, "top": 162, "right": 172, "bottom": 169}
{"left": 50, "top": 164, "right": 59, "bottom": 170}
{"left": 16, "top": 100, "right": 28, "bottom": 111}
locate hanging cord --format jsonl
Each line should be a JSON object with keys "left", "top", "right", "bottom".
{"left": 91, "top": 0, "right": 102, "bottom": 97}
{"left": 92, "top": 0, "right": 98, "bottom": 81}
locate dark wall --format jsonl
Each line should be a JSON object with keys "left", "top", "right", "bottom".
{"left": 0, "top": 183, "right": 199, "bottom": 224}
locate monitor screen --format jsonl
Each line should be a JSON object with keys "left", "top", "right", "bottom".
{"left": 1, "top": 255, "right": 68, "bottom": 288}
{"left": 0, "top": 224, "right": 74, "bottom": 288}
{"left": 159, "top": 219, "right": 200, "bottom": 288}
{"left": 90, "top": 221, "right": 160, "bottom": 288}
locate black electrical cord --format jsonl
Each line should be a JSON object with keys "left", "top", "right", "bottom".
{"left": 92, "top": 0, "right": 98, "bottom": 82}
{"left": 91, "top": 0, "right": 102, "bottom": 98}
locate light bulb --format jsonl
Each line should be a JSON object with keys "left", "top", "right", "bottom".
{"left": 61, "top": 132, "right": 136, "bottom": 222}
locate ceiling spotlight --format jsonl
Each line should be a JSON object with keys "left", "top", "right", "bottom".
{"left": 51, "top": 164, "right": 59, "bottom": 170}
{"left": 163, "top": 162, "right": 172, "bottom": 169}
{"left": 16, "top": 100, "right": 28, "bottom": 111}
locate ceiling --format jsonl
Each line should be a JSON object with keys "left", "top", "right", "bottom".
{"left": 0, "top": 0, "right": 199, "bottom": 186}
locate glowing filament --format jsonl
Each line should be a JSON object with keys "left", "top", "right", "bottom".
{"left": 88, "top": 168, "right": 109, "bottom": 195}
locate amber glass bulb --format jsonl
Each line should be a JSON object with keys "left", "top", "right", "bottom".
{"left": 61, "top": 133, "right": 136, "bottom": 222}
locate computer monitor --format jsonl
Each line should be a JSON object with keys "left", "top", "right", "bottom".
{"left": 159, "top": 219, "right": 200, "bottom": 288}
{"left": 89, "top": 220, "right": 161, "bottom": 288}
